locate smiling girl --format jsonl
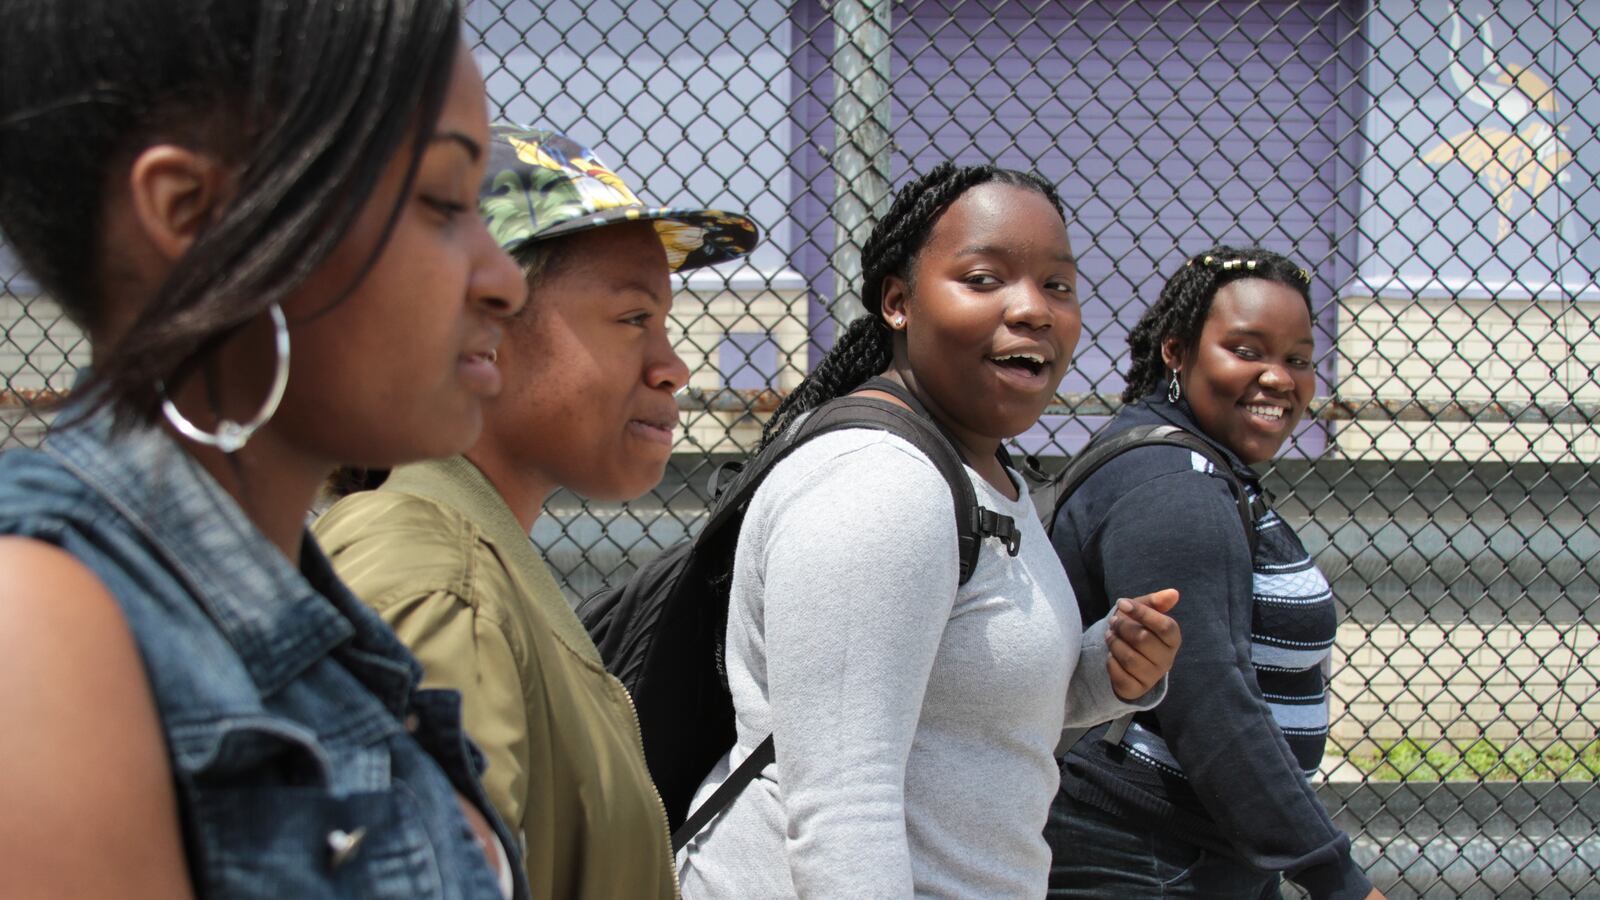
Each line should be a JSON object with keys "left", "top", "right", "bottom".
{"left": 0, "top": 2, "right": 530, "bottom": 898}
{"left": 314, "top": 125, "right": 757, "bottom": 900}
{"left": 675, "top": 162, "right": 1179, "bottom": 898}
{"left": 1045, "top": 248, "right": 1381, "bottom": 899}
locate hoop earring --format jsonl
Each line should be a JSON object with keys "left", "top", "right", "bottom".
{"left": 1167, "top": 370, "right": 1182, "bottom": 403}
{"left": 160, "top": 303, "right": 291, "bottom": 454}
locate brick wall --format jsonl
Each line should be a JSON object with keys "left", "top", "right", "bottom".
{"left": 1335, "top": 296, "right": 1600, "bottom": 462}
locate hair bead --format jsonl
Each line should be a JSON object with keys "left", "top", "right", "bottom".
{"left": 1121, "top": 245, "right": 1315, "bottom": 404}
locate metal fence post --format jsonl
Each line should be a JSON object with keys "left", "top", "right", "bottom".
{"left": 828, "top": 0, "right": 893, "bottom": 326}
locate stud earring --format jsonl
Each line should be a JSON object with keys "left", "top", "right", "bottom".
{"left": 1167, "top": 370, "right": 1182, "bottom": 403}
{"left": 893, "top": 315, "right": 905, "bottom": 329}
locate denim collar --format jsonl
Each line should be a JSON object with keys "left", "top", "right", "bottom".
{"left": 44, "top": 405, "right": 422, "bottom": 705}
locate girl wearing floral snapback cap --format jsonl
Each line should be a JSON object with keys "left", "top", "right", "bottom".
{"left": 316, "top": 125, "right": 757, "bottom": 900}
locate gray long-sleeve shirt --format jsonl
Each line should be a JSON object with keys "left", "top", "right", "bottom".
{"left": 678, "top": 429, "right": 1157, "bottom": 898}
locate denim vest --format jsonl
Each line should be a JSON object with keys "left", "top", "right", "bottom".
{"left": 0, "top": 408, "right": 528, "bottom": 900}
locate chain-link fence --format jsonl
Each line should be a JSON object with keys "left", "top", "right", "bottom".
{"left": 3, "top": 1, "right": 1596, "bottom": 896}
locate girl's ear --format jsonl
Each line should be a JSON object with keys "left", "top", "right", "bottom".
{"left": 125, "top": 145, "right": 230, "bottom": 263}
{"left": 1160, "top": 336, "right": 1185, "bottom": 373}
{"left": 880, "top": 275, "right": 909, "bottom": 331}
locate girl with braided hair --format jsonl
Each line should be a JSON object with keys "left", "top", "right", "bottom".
{"left": 677, "top": 162, "right": 1180, "bottom": 897}
{"left": 1046, "top": 248, "right": 1382, "bottom": 899}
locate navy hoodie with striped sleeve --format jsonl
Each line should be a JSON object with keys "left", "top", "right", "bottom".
{"left": 1050, "top": 393, "right": 1371, "bottom": 900}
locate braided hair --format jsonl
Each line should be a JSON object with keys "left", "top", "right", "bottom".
{"left": 761, "top": 161, "right": 1065, "bottom": 447}
{"left": 1122, "top": 245, "right": 1313, "bottom": 403}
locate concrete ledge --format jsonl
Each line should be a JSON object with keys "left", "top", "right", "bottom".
{"left": 543, "top": 457, "right": 1600, "bottom": 626}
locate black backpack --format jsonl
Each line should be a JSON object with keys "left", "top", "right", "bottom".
{"left": 575, "top": 377, "right": 1021, "bottom": 850}
{"left": 1026, "top": 422, "right": 1267, "bottom": 751}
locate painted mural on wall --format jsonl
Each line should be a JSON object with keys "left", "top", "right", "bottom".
{"left": 1421, "top": 6, "right": 1573, "bottom": 242}
{"left": 1360, "top": 0, "right": 1598, "bottom": 300}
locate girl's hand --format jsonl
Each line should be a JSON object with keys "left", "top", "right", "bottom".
{"left": 1105, "top": 589, "right": 1181, "bottom": 701}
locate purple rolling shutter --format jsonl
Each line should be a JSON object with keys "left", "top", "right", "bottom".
{"left": 719, "top": 332, "right": 782, "bottom": 390}
{"left": 792, "top": 1, "right": 1359, "bottom": 456}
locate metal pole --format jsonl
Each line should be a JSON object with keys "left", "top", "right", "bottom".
{"left": 828, "top": 0, "right": 893, "bottom": 326}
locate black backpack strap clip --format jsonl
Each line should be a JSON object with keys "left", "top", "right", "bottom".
{"left": 973, "top": 507, "right": 1021, "bottom": 556}
{"left": 1019, "top": 452, "right": 1052, "bottom": 486}
{"left": 706, "top": 460, "right": 745, "bottom": 501}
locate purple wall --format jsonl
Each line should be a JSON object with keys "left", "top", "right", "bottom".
{"left": 789, "top": 1, "right": 841, "bottom": 360}
{"left": 789, "top": 0, "right": 1363, "bottom": 456}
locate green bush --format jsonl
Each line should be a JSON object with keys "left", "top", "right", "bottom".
{"left": 1340, "top": 738, "right": 1600, "bottom": 782}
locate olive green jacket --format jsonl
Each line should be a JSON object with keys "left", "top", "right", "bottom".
{"left": 314, "top": 456, "right": 676, "bottom": 900}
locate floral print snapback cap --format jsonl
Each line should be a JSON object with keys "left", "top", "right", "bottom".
{"left": 480, "top": 124, "right": 759, "bottom": 272}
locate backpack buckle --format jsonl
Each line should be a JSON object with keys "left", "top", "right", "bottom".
{"left": 973, "top": 508, "right": 1021, "bottom": 557}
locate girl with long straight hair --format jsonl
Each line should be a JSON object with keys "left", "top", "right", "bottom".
{"left": 0, "top": 2, "right": 529, "bottom": 896}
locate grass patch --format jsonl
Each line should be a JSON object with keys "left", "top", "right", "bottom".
{"left": 1340, "top": 738, "right": 1600, "bottom": 782}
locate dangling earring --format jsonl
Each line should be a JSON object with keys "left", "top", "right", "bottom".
{"left": 1167, "top": 370, "right": 1182, "bottom": 403}
{"left": 160, "top": 302, "right": 291, "bottom": 454}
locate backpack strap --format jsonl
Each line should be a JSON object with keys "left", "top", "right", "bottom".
{"left": 1040, "top": 424, "right": 1261, "bottom": 557}
{"left": 671, "top": 734, "right": 774, "bottom": 852}
{"left": 719, "top": 386, "right": 1021, "bottom": 581}
{"left": 702, "top": 397, "right": 990, "bottom": 561}
{"left": 853, "top": 376, "right": 1023, "bottom": 564}
{"left": 857, "top": 375, "right": 1018, "bottom": 474}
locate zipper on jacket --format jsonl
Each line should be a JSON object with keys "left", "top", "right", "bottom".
{"left": 614, "top": 675, "right": 682, "bottom": 900}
